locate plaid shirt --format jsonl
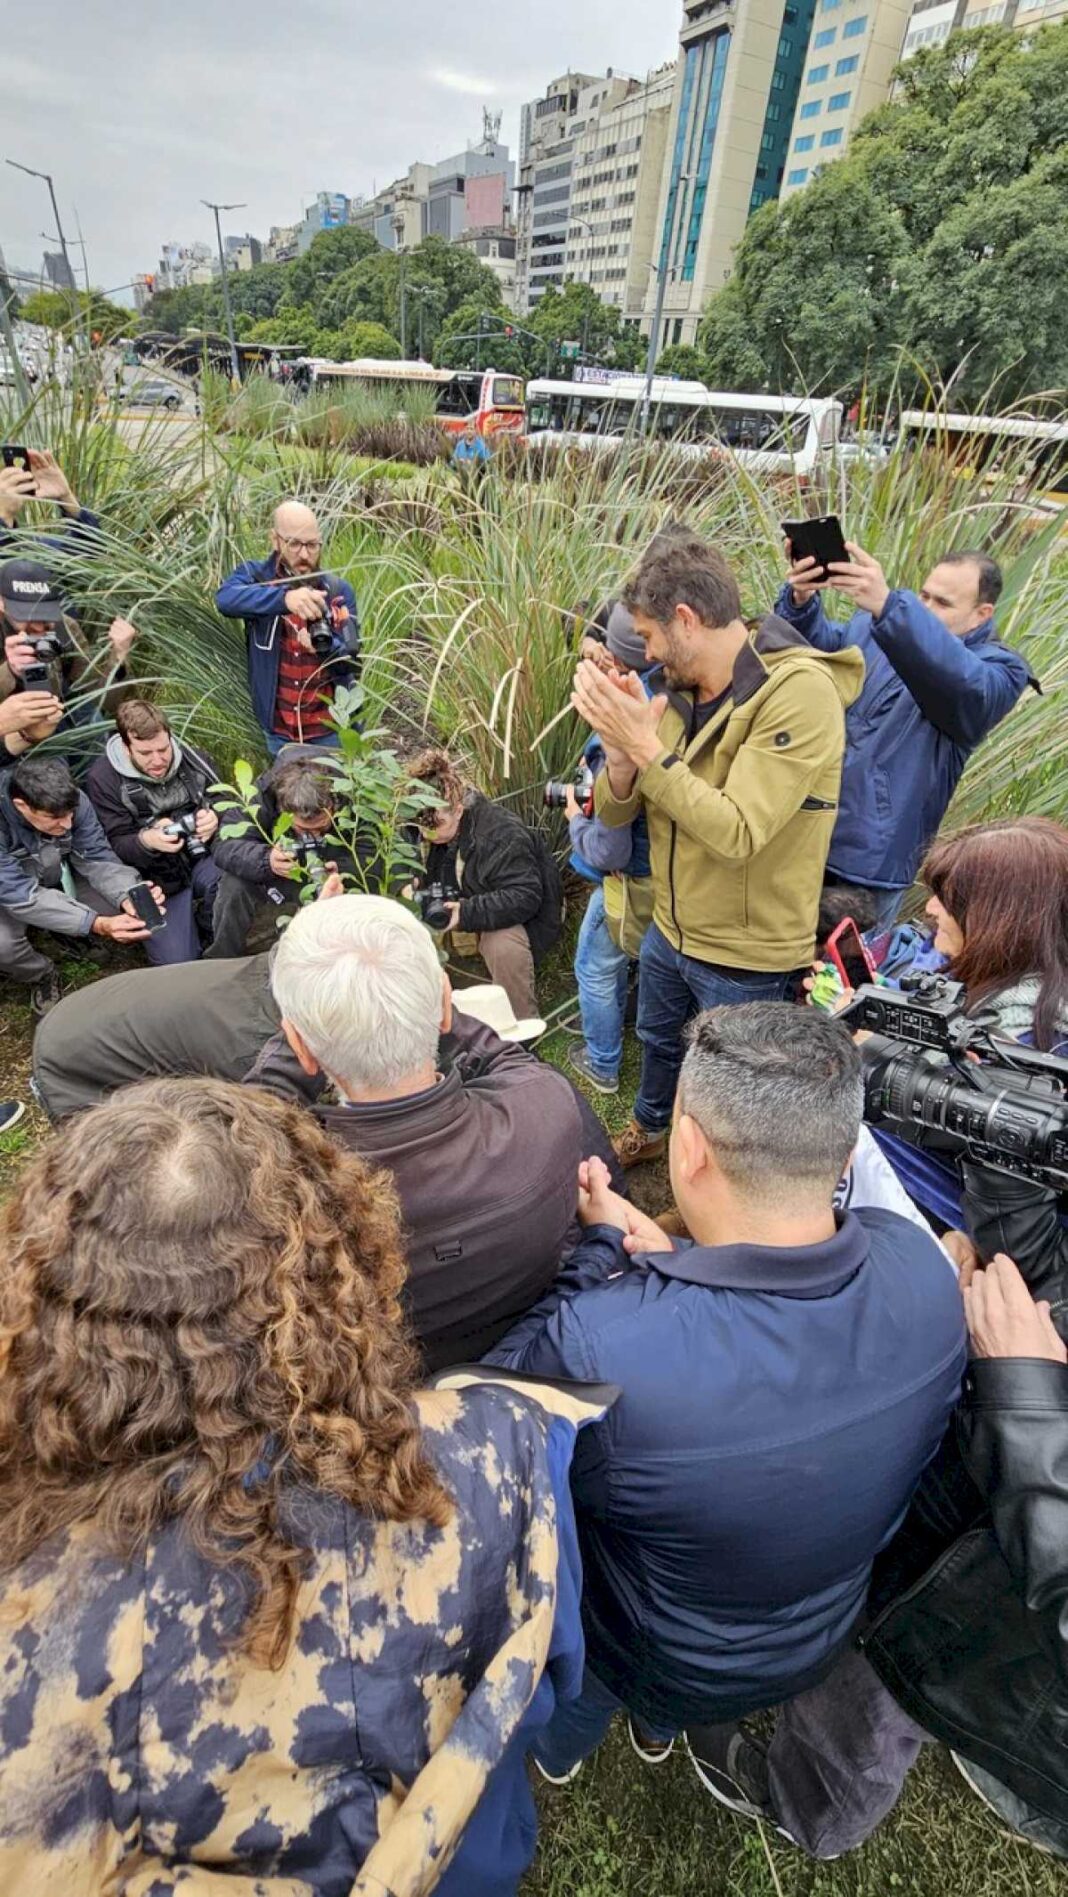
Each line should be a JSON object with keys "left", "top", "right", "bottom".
{"left": 272, "top": 616, "right": 334, "bottom": 742}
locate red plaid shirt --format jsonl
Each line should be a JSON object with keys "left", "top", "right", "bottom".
{"left": 272, "top": 617, "right": 334, "bottom": 743}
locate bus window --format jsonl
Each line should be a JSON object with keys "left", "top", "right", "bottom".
{"left": 492, "top": 375, "right": 523, "bottom": 409}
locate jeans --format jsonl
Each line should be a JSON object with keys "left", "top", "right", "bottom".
{"left": 574, "top": 884, "right": 630, "bottom": 1081}
{"left": 532, "top": 1667, "right": 675, "bottom": 1778}
{"left": 144, "top": 857, "right": 221, "bottom": 967}
{"left": 633, "top": 925, "right": 803, "bottom": 1134}
{"left": 265, "top": 730, "right": 341, "bottom": 758}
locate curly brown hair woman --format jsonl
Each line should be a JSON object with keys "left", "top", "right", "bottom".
{"left": 0, "top": 1075, "right": 451, "bottom": 1668}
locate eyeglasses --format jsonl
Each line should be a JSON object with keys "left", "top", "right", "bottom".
{"left": 278, "top": 535, "right": 322, "bottom": 553}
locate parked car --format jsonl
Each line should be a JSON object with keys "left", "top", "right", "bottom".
{"left": 123, "top": 379, "right": 184, "bottom": 410}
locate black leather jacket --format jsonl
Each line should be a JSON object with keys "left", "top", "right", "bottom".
{"left": 865, "top": 1355, "right": 1068, "bottom": 1830}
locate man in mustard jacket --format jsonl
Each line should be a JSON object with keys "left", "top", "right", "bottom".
{"left": 573, "top": 531, "right": 864, "bottom": 1167}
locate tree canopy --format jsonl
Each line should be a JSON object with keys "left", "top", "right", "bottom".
{"left": 698, "top": 21, "right": 1068, "bottom": 404}
{"left": 21, "top": 288, "right": 129, "bottom": 341}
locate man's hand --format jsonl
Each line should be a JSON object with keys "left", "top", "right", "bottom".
{"left": 3, "top": 632, "right": 37, "bottom": 677}
{"left": 571, "top": 660, "right": 667, "bottom": 769}
{"left": 442, "top": 900, "right": 462, "bottom": 933}
{"left": 139, "top": 822, "right": 185, "bottom": 854}
{"left": 964, "top": 1252, "right": 1067, "bottom": 1363}
{"left": 576, "top": 1157, "right": 675, "bottom": 1256}
{"left": 0, "top": 691, "right": 63, "bottom": 738}
{"left": 824, "top": 543, "right": 891, "bottom": 620}
{"left": 26, "top": 449, "right": 77, "bottom": 511}
{"left": 943, "top": 1229, "right": 980, "bottom": 1281}
{"left": 563, "top": 785, "right": 581, "bottom": 822}
{"left": 785, "top": 544, "right": 826, "bottom": 607}
{"left": 0, "top": 464, "right": 36, "bottom": 522}
{"left": 316, "top": 866, "right": 344, "bottom": 901}
{"left": 108, "top": 618, "right": 140, "bottom": 665}
{"left": 92, "top": 910, "right": 151, "bottom": 942}
{"left": 269, "top": 843, "right": 298, "bottom": 879}
{"left": 193, "top": 806, "right": 219, "bottom": 843}
{"left": 284, "top": 586, "right": 327, "bottom": 624}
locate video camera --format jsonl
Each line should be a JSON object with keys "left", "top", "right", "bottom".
{"left": 23, "top": 625, "right": 74, "bottom": 689}
{"left": 414, "top": 879, "right": 460, "bottom": 931}
{"left": 842, "top": 972, "right": 1068, "bottom": 1194}
{"left": 161, "top": 810, "right": 208, "bottom": 861}
{"left": 544, "top": 761, "right": 595, "bottom": 817}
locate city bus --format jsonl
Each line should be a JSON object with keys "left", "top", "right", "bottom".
{"left": 524, "top": 373, "right": 843, "bottom": 478}
{"left": 897, "top": 406, "right": 1068, "bottom": 511}
{"left": 311, "top": 359, "right": 525, "bottom": 438}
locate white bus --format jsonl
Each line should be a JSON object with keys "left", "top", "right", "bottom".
{"left": 897, "top": 406, "right": 1068, "bottom": 510}
{"left": 311, "top": 358, "right": 525, "bottom": 438}
{"left": 524, "top": 374, "right": 843, "bottom": 477}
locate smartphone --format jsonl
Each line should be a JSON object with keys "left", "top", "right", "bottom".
{"left": 1, "top": 445, "right": 32, "bottom": 475}
{"left": 126, "top": 881, "right": 167, "bottom": 932}
{"left": 825, "top": 916, "right": 876, "bottom": 991}
{"left": 781, "top": 514, "right": 849, "bottom": 581}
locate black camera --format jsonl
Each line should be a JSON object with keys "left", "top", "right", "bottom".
{"left": 27, "top": 628, "right": 72, "bottom": 664}
{"left": 290, "top": 832, "right": 328, "bottom": 888}
{"left": 544, "top": 761, "right": 595, "bottom": 817}
{"left": 414, "top": 880, "right": 459, "bottom": 931}
{"left": 161, "top": 810, "right": 208, "bottom": 860}
{"left": 309, "top": 617, "right": 333, "bottom": 657}
{"left": 843, "top": 973, "right": 1068, "bottom": 1193}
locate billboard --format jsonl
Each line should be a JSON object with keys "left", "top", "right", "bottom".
{"left": 320, "top": 193, "right": 349, "bottom": 229}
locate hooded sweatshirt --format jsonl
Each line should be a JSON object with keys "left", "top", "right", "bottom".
{"left": 595, "top": 614, "right": 864, "bottom": 972}
{"left": 85, "top": 734, "right": 219, "bottom": 892}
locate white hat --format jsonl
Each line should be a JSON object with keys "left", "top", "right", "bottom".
{"left": 451, "top": 983, "right": 547, "bottom": 1044}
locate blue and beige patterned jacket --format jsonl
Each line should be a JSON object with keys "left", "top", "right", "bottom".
{"left": 0, "top": 1372, "right": 607, "bottom": 1897}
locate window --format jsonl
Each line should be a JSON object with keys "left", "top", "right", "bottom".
{"left": 835, "top": 53, "right": 859, "bottom": 72}
{"left": 807, "top": 63, "right": 829, "bottom": 80}
{"left": 842, "top": 13, "right": 867, "bottom": 33}
{"left": 794, "top": 133, "right": 815, "bottom": 150}
{"left": 820, "top": 126, "right": 843, "bottom": 145}
{"left": 814, "top": 25, "right": 836, "bottom": 44}
{"left": 828, "top": 89, "right": 851, "bottom": 109}
{"left": 787, "top": 167, "right": 809, "bottom": 185}
{"left": 772, "top": 68, "right": 786, "bottom": 87}
{"left": 761, "top": 130, "right": 776, "bottom": 150}
{"left": 799, "top": 99, "right": 822, "bottom": 118}
{"left": 821, "top": 0, "right": 842, "bottom": 8}
{"left": 778, "top": 33, "right": 793, "bottom": 54}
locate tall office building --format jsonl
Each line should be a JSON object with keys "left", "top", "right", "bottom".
{"left": 642, "top": 0, "right": 818, "bottom": 351}
{"left": 514, "top": 71, "right": 606, "bottom": 311}
{"left": 297, "top": 193, "right": 352, "bottom": 254}
{"left": 901, "top": 0, "right": 1068, "bottom": 54}
{"left": 780, "top": 0, "right": 914, "bottom": 196}
{"left": 565, "top": 65, "right": 677, "bottom": 323}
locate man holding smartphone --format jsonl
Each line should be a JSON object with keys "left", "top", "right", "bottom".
{"left": 776, "top": 537, "right": 1035, "bottom": 922}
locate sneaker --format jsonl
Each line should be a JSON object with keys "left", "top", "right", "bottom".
{"left": 568, "top": 1045, "right": 619, "bottom": 1095}
{"left": 627, "top": 1717, "right": 675, "bottom": 1765}
{"left": 684, "top": 1724, "right": 772, "bottom": 1820}
{"left": 533, "top": 1755, "right": 584, "bottom": 1786}
{"left": 612, "top": 1119, "right": 668, "bottom": 1169}
{"left": 30, "top": 966, "right": 62, "bottom": 1018}
{"left": 0, "top": 1101, "right": 26, "bottom": 1135}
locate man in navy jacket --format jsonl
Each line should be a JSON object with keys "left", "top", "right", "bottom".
{"left": 215, "top": 500, "right": 360, "bottom": 754}
{"left": 487, "top": 1003, "right": 965, "bottom": 1777}
{"left": 775, "top": 541, "right": 1034, "bottom": 918}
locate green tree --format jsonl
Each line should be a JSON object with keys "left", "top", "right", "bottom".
{"left": 246, "top": 306, "right": 321, "bottom": 349}
{"left": 21, "top": 287, "right": 129, "bottom": 341}
{"left": 226, "top": 263, "right": 290, "bottom": 323}
{"left": 140, "top": 283, "right": 218, "bottom": 335}
{"left": 527, "top": 282, "right": 644, "bottom": 374}
{"left": 336, "top": 320, "right": 401, "bottom": 360}
{"left": 655, "top": 343, "right": 710, "bottom": 381}
{"left": 432, "top": 300, "right": 528, "bottom": 375}
{"left": 281, "top": 226, "right": 381, "bottom": 312}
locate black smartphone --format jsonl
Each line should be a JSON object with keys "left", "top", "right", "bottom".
{"left": 126, "top": 881, "right": 167, "bottom": 932}
{"left": 1, "top": 445, "right": 32, "bottom": 472}
{"left": 781, "top": 514, "right": 849, "bottom": 581}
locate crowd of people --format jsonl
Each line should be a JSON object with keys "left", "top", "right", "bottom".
{"left": 1, "top": 446, "right": 1066, "bottom": 1891}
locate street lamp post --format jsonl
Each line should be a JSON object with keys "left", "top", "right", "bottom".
{"left": 408, "top": 286, "right": 432, "bottom": 361}
{"left": 201, "top": 198, "right": 245, "bottom": 385}
{"left": 640, "top": 172, "right": 693, "bottom": 436}
{"left": 392, "top": 213, "right": 408, "bottom": 358}
{"left": 6, "top": 158, "right": 85, "bottom": 344}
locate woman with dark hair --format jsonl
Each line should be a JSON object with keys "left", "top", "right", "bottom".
{"left": 873, "top": 816, "right": 1068, "bottom": 1311}
{"left": 0, "top": 1077, "right": 594, "bottom": 1896}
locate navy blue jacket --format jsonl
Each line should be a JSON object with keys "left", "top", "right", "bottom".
{"left": 487, "top": 1209, "right": 966, "bottom": 1727}
{"left": 568, "top": 733, "right": 651, "bottom": 887}
{"left": 215, "top": 553, "right": 360, "bottom": 735}
{"left": 773, "top": 585, "right": 1034, "bottom": 889}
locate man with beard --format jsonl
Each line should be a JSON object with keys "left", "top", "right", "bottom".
{"left": 572, "top": 532, "right": 864, "bottom": 1169}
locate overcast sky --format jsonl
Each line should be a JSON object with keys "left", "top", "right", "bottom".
{"left": 2, "top": 1, "right": 678, "bottom": 303}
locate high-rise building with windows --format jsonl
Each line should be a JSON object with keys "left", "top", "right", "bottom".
{"left": 514, "top": 72, "right": 606, "bottom": 311}
{"left": 900, "top": 0, "right": 1068, "bottom": 57}
{"left": 780, "top": 0, "right": 913, "bottom": 195}
{"left": 564, "top": 65, "right": 677, "bottom": 324}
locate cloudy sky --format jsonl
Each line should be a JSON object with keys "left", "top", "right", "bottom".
{"left": 3, "top": 1, "right": 678, "bottom": 302}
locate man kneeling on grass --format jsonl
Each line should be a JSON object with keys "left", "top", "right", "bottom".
{"left": 486, "top": 1003, "right": 966, "bottom": 1819}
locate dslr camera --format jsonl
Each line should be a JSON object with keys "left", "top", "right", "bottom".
{"left": 22, "top": 625, "right": 74, "bottom": 689}
{"left": 161, "top": 810, "right": 208, "bottom": 861}
{"left": 414, "top": 880, "right": 460, "bottom": 931}
{"left": 290, "top": 833, "right": 328, "bottom": 889}
{"left": 544, "top": 761, "right": 595, "bottom": 817}
{"left": 309, "top": 593, "right": 348, "bottom": 658}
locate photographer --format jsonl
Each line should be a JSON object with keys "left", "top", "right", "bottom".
{"left": 0, "top": 557, "right": 141, "bottom": 735}
{"left": 85, "top": 700, "right": 221, "bottom": 965}
{"left": 215, "top": 500, "right": 360, "bottom": 755}
{"left": 0, "top": 447, "right": 100, "bottom": 557}
{"left": 408, "top": 747, "right": 562, "bottom": 1023}
{"left": 776, "top": 540, "right": 1035, "bottom": 921}
{"left": 0, "top": 684, "right": 65, "bottom": 765}
{"left": 210, "top": 749, "right": 364, "bottom": 958}
{"left": 0, "top": 755, "right": 164, "bottom": 1016}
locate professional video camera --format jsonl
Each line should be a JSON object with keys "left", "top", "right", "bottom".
{"left": 544, "top": 761, "right": 595, "bottom": 817}
{"left": 161, "top": 810, "right": 208, "bottom": 861}
{"left": 413, "top": 879, "right": 460, "bottom": 931}
{"left": 289, "top": 832, "right": 329, "bottom": 889}
{"left": 23, "top": 625, "right": 74, "bottom": 689}
{"left": 842, "top": 972, "right": 1068, "bottom": 1193}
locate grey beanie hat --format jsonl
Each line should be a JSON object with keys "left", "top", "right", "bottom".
{"left": 605, "top": 600, "right": 648, "bottom": 672}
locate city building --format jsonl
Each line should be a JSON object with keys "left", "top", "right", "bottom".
{"left": 514, "top": 71, "right": 605, "bottom": 311}
{"left": 352, "top": 120, "right": 514, "bottom": 252}
{"left": 900, "top": 0, "right": 1068, "bottom": 54}
{"left": 564, "top": 64, "right": 677, "bottom": 323}
{"left": 351, "top": 165, "right": 433, "bottom": 249}
{"left": 265, "top": 223, "right": 300, "bottom": 264}
{"left": 780, "top": 0, "right": 914, "bottom": 196}
{"left": 156, "top": 241, "right": 215, "bottom": 291}
{"left": 297, "top": 193, "right": 352, "bottom": 253}
{"left": 453, "top": 225, "right": 518, "bottom": 301}
{"left": 224, "top": 233, "right": 263, "bottom": 272}
{"left": 641, "top": 0, "right": 821, "bottom": 351}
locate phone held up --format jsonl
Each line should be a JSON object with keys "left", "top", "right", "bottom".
{"left": 1, "top": 445, "right": 33, "bottom": 485}
{"left": 826, "top": 916, "right": 876, "bottom": 991}
{"left": 126, "top": 881, "right": 167, "bottom": 932}
{"left": 781, "top": 513, "right": 849, "bottom": 582}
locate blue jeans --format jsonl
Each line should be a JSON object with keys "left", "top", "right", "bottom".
{"left": 533, "top": 1667, "right": 675, "bottom": 1778}
{"left": 574, "top": 884, "right": 630, "bottom": 1082}
{"left": 634, "top": 924, "right": 803, "bottom": 1134}
{"left": 264, "top": 730, "right": 341, "bottom": 758}
{"left": 144, "top": 858, "right": 221, "bottom": 967}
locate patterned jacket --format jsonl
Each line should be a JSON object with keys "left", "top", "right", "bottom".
{"left": 0, "top": 1372, "right": 607, "bottom": 1896}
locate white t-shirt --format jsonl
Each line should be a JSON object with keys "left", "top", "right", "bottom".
{"left": 834, "top": 1126, "right": 957, "bottom": 1272}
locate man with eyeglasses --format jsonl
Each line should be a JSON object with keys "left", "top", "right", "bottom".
{"left": 216, "top": 500, "right": 361, "bottom": 756}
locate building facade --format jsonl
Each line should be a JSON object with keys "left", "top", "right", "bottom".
{"left": 780, "top": 0, "right": 914, "bottom": 196}
{"left": 514, "top": 72, "right": 605, "bottom": 311}
{"left": 297, "top": 193, "right": 352, "bottom": 254}
{"left": 453, "top": 226, "right": 517, "bottom": 302}
{"left": 564, "top": 65, "right": 677, "bottom": 323}
{"left": 265, "top": 224, "right": 300, "bottom": 264}
{"left": 156, "top": 241, "right": 215, "bottom": 291}
{"left": 901, "top": 0, "right": 1068, "bottom": 54}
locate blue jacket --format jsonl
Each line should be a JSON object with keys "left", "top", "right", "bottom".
{"left": 0, "top": 776, "right": 136, "bottom": 937}
{"left": 773, "top": 584, "right": 1034, "bottom": 889}
{"left": 215, "top": 553, "right": 361, "bottom": 736}
{"left": 568, "top": 719, "right": 652, "bottom": 887}
{"left": 486, "top": 1209, "right": 966, "bottom": 1728}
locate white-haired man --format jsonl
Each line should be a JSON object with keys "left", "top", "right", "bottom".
{"left": 246, "top": 892, "right": 597, "bottom": 1370}
{"left": 215, "top": 500, "right": 360, "bottom": 754}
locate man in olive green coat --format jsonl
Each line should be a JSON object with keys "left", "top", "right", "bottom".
{"left": 572, "top": 532, "right": 864, "bottom": 1168}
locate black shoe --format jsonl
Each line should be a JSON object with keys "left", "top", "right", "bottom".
{"left": 627, "top": 1716, "right": 675, "bottom": 1765}
{"left": 685, "top": 1724, "right": 772, "bottom": 1820}
{"left": 30, "top": 966, "right": 62, "bottom": 1017}
{"left": 567, "top": 1044, "right": 620, "bottom": 1095}
{"left": 0, "top": 1101, "right": 26, "bottom": 1135}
